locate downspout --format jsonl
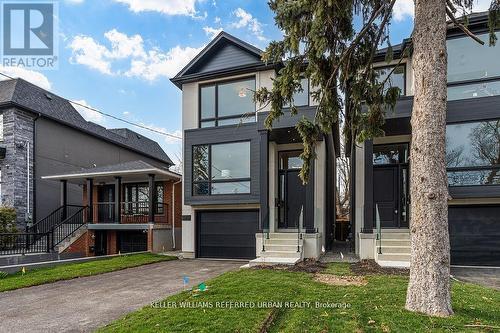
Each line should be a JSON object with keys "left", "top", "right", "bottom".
{"left": 171, "top": 179, "right": 182, "bottom": 250}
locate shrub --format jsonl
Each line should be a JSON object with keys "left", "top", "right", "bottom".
{"left": 0, "top": 206, "right": 17, "bottom": 233}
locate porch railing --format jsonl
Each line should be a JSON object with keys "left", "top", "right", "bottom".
{"left": 297, "top": 205, "right": 303, "bottom": 253}
{"left": 92, "top": 201, "right": 168, "bottom": 224}
{"left": 375, "top": 204, "right": 382, "bottom": 254}
{"left": 51, "top": 206, "right": 87, "bottom": 248}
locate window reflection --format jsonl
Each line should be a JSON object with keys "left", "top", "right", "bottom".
{"left": 448, "top": 32, "right": 500, "bottom": 83}
{"left": 446, "top": 120, "right": 500, "bottom": 186}
{"left": 192, "top": 142, "right": 251, "bottom": 195}
{"left": 373, "top": 144, "right": 409, "bottom": 165}
{"left": 375, "top": 65, "right": 405, "bottom": 95}
{"left": 199, "top": 78, "right": 256, "bottom": 128}
{"left": 448, "top": 81, "right": 500, "bottom": 101}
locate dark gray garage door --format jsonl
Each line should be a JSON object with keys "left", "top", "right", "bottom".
{"left": 197, "top": 210, "right": 258, "bottom": 259}
{"left": 449, "top": 205, "right": 500, "bottom": 266}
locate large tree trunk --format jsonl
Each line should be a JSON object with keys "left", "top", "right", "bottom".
{"left": 405, "top": 0, "right": 453, "bottom": 317}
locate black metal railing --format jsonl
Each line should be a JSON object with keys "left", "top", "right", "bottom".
{"left": 297, "top": 205, "right": 303, "bottom": 253}
{"left": 27, "top": 205, "right": 85, "bottom": 234}
{"left": 50, "top": 206, "right": 87, "bottom": 248}
{"left": 0, "top": 232, "right": 51, "bottom": 255}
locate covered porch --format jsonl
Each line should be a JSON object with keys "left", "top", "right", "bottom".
{"left": 43, "top": 160, "right": 182, "bottom": 227}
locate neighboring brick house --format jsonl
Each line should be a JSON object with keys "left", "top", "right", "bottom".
{"left": 0, "top": 78, "right": 182, "bottom": 256}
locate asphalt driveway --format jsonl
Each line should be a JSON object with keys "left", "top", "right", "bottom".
{"left": 451, "top": 266, "right": 500, "bottom": 290}
{"left": 0, "top": 259, "right": 242, "bottom": 333}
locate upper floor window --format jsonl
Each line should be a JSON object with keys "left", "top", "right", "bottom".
{"left": 446, "top": 119, "right": 500, "bottom": 186}
{"left": 375, "top": 65, "right": 406, "bottom": 95}
{"left": 193, "top": 141, "right": 251, "bottom": 195}
{"left": 199, "top": 77, "right": 256, "bottom": 128}
{"left": 285, "top": 78, "right": 309, "bottom": 107}
{"left": 447, "top": 32, "right": 500, "bottom": 101}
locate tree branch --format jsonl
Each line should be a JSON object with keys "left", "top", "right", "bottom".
{"left": 446, "top": 0, "right": 457, "bottom": 13}
{"left": 446, "top": 7, "right": 485, "bottom": 45}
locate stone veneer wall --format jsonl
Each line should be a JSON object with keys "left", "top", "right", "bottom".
{"left": 0, "top": 107, "right": 35, "bottom": 230}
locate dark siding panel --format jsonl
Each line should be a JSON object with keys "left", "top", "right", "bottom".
{"left": 449, "top": 205, "right": 500, "bottom": 266}
{"left": 184, "top": 123, "right": 260, "bottom": 205}
{"left": 382, "top": 95, "right": 500, "bottom": 121}
{"left": 35, "top": 118, "right": 169, "bottom": 220}
{"left": 197, "top": 210, "right": 258, "bottom": 259}
{"left": 192, "top": 44, "right": 261, "bottom": 74}
{"left": 257, "top": 107, "right": 316, "bottom": 130}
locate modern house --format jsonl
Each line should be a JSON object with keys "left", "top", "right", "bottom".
{"left": 0, "top": 78, "right": 181, "bottom": 258}
{"left": 171, "top": 32, "right": 339, "bottom": 264}
{"left": 350, "top": 12, "right": 500, "bottom": 267}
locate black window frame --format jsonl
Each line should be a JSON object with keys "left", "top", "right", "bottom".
{"left": 284, "top": 77, "right": 310, "bottom": 108}
{"left": 374, "top": 64, "right": 407, "bottom": 96}
{"left": 192, "top": 140, "right": 251, "bottom": 196}
{"left": 123, "top": 182, "right": 165, "bottom": 214}
{"left": 446, "top": 118, "right": 500, "bottom": 187}
{"left": 198, "top": 76, "right": 257, "bottom": 128}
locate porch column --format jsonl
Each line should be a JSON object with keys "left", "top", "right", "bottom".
{"left": 259, "top": 130, "right": 269, "bottom": 231}
{"left": 148, "top": 174, "right": 155, "bottom": 223}
{"left": 86, "top": 178, "right": 93, "bottom": 224}
{"left": 114, "top": 177, "right": 121, "bottom": 224}
{"left": 363, "top": 140, "right": 374, "bottom": 233}
{"left": 60, "top": 180, "right": 67, "bottom": 220}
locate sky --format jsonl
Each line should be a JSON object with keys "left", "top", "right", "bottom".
{"left": 0, "top": 0, "right": 492, "bottom": 171}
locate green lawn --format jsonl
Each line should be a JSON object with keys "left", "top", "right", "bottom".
{"left": 100, "top": 263, "right": 499, "bottom": 333}
{"left": 0, "top": 253, "right": 176, "bottom": 292}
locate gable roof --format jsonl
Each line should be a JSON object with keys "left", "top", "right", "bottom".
{"left": 0, "top": 78, "right": 173, "bottom": 165}
{"left": 171, "top": 31, "right": 271, "bottom": 88}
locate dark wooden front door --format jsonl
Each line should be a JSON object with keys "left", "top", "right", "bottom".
{"left": 374, "top": 166, "right": 399, "bottom": 228}
{"left": 373, "top": 165, "right": 409, "bottom": 228}
{"left": 97, "top": 185, "right": 115, "bottom": 223}
{"left": 277, "top": 151, "right": 307, "bottom": 229}
{"left": 94, "top": 230, "right": 107, "bottom": 256}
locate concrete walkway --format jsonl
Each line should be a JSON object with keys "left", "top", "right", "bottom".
{"left": 451, "top": 266, "right": 500, "bottom": 290}
{"left": 0, "top": 259, "right": 242, "bottom": 333}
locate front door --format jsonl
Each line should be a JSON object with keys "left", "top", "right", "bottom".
{"left": 277, "top": 151, "right": 307, "bottom": 229}
{"left": 97, "top": 185, "right": 115, "bottom": 223}
{"left": 94, "top": 230, "right": 107, "bottom": 256}
{"left": 373, "top": 144, "right": 410, "bottom": 229}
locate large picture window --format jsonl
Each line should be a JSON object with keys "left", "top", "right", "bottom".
{"left": 199, "top": 77, "right": 256, "bottom": 128}
{"left": 446, "top": 120, "right": 500, "bottom": 186}
{"left": 192, "top": 141, "right": 251, "bottom": 195}
{"left": 447, "top": 32, "right": 500, "bottom": 100}
{"left": 124, "top": 183, "right": 164, "bottom": 214}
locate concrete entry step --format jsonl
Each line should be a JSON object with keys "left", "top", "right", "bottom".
{"left": 248, "top": 256, "right": 301, "bottom": 267}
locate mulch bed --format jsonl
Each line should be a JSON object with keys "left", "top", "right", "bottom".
{"left": 351, "top": 260, "right": 409, "bottom": 276}
{"left": 253, "top": 259, "right": 328, "bottom": 273}
{"left": 254, "top": 259, "right": 409, "bottom": 276}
